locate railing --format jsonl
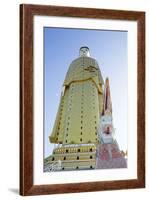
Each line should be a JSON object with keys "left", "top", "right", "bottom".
{"left": 44, "top": 160, "right": 62, "bottom": 172}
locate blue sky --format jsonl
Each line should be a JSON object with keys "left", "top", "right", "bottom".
{"left": 44, "top": 27, "right": 128, "bottom": 158}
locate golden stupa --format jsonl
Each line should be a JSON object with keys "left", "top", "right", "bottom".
{"left": 44, "top": 47, "right": 104, "bottom": 171}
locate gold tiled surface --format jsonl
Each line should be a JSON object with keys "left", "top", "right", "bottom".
{"left": 49, "top": 56, "right": 104, "bottom": 144}
{"left": 53, "top": 144, "right": 96, "bottom": 154}
{"left": 44, "top": 145, "right": 96, "bottom": 170}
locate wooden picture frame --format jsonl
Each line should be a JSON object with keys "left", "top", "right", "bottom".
{"left": 20, "top": 4, "right": 145, "bottom": 196}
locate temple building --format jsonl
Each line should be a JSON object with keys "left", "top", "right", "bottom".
{"left": 44, "top": 47, "right": 127, "bottom": 172}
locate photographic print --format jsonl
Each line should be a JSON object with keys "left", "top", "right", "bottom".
{"left": 44, "top": 28, "right": 127, "bottom": 172}
{"left": 20, "top": 4, "right": 145, "bottom": 195}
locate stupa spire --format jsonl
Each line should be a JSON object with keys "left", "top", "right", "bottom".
{"left": 102, "top": 77, "right": 112, "bottom": 116}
